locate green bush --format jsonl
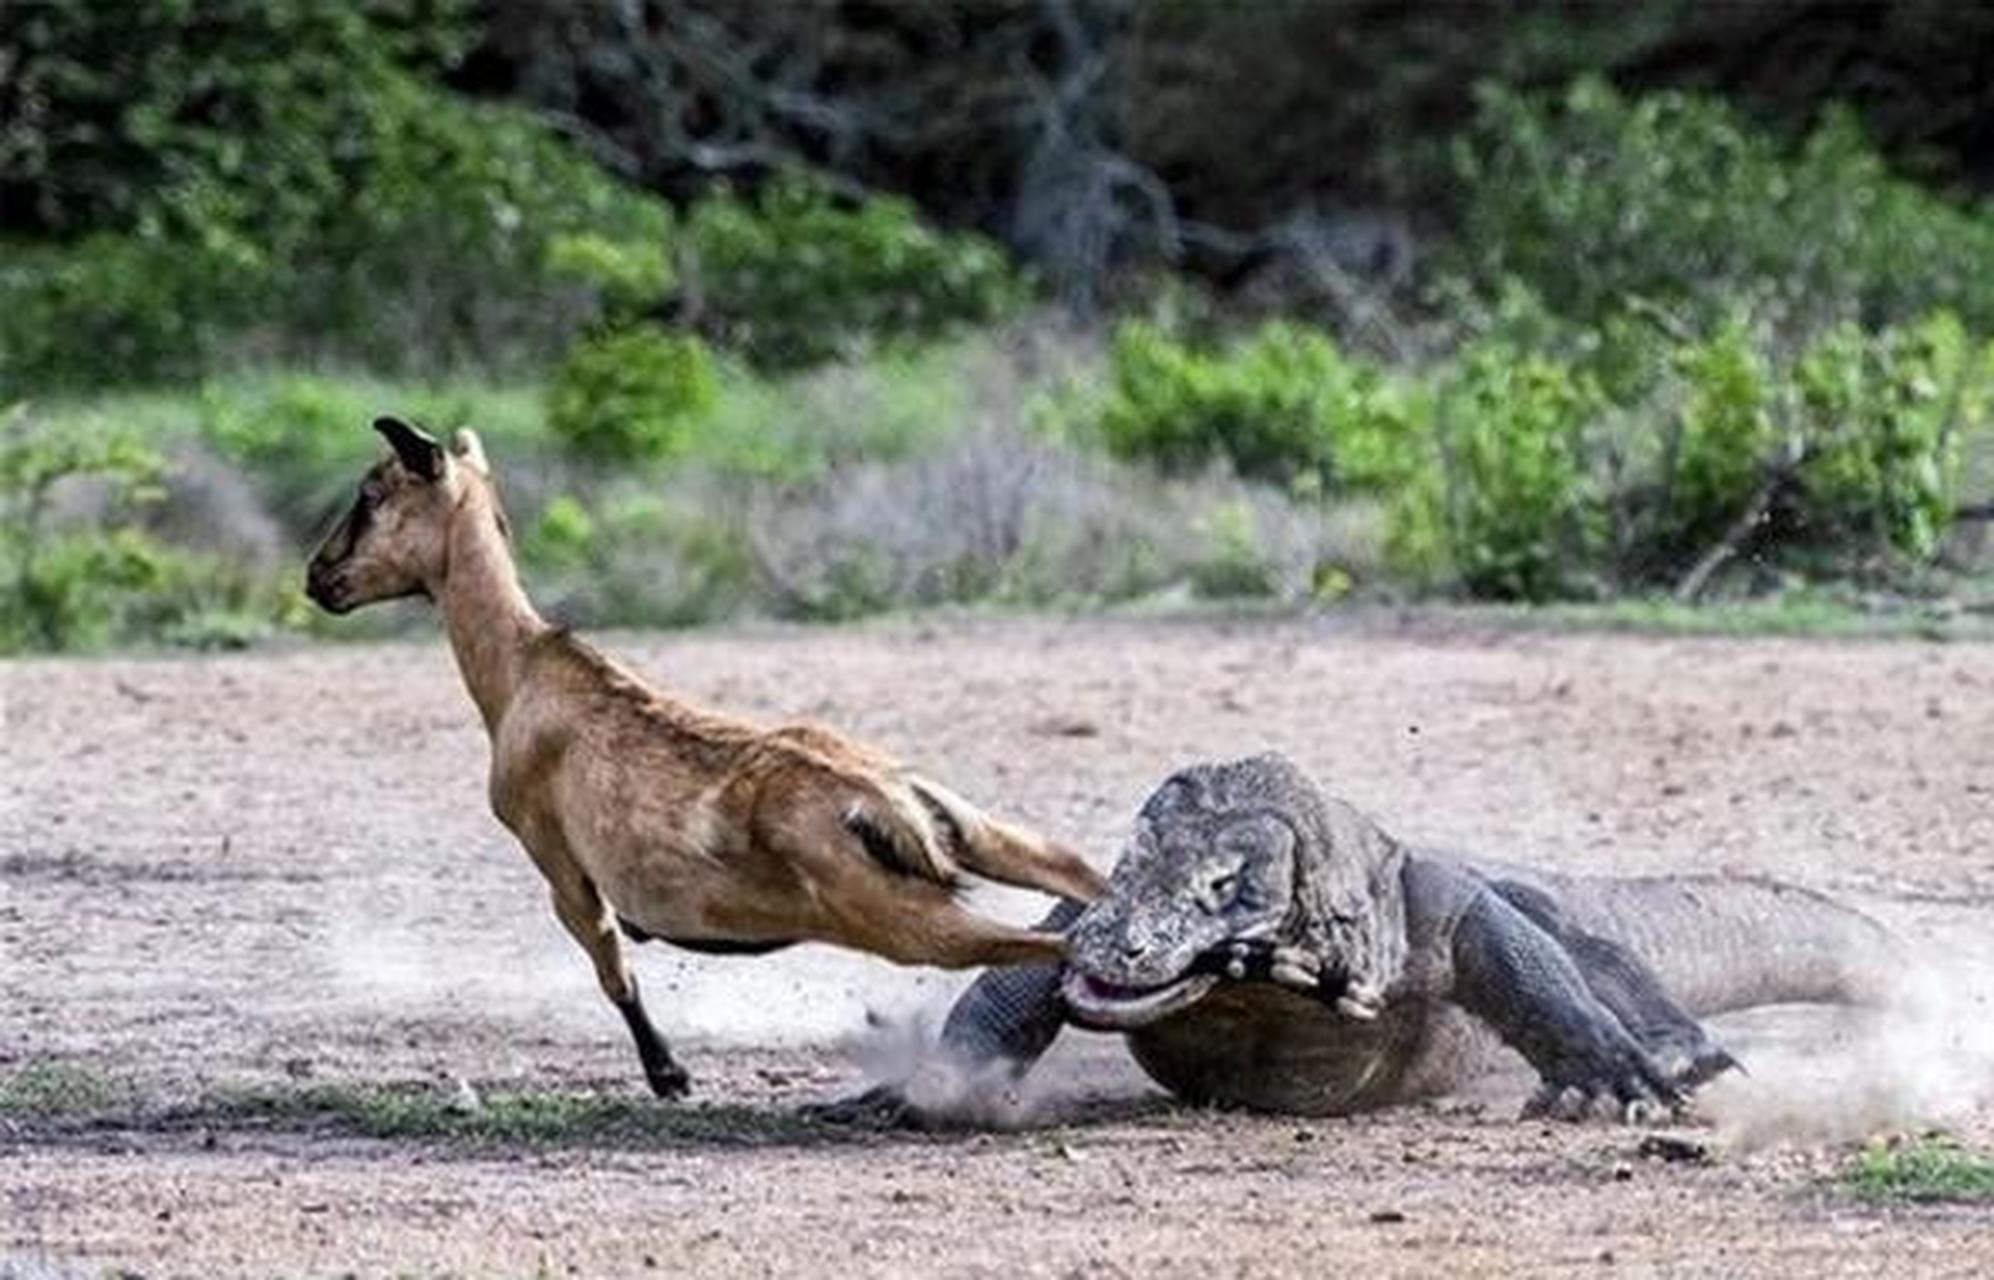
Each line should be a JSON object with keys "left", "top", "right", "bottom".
{"left": 0, "top": 2, "right": 670, "bottom": 388}
{"left": 1390, "top": 310, "right": 1992, "bottom": 599}
{"left": 1408, "top": 346, "right": 1602, "bottom": 600}
{"left": 1794, "top": 312, "right": 1986, "bottom": 561}
{"left": 1456, "top": 78, "right": 1994, "bottom": 337}
{"left": 0, "top": 412, "right": 217, "bottom": 652}
{"left": 194, "top": 374, "right": 548, "bottom": 534}
{"left": 0, "top": 233, "right": 256, "bottom": 387}
{"left": 522, "top": 487, "right": 755, "bottom": 628}
{"left": 1094, "top": 320, "right": 1420, "bottom": 491}
{"left": 547, "top": 326, "right": 719, "bottom": 464}
{"left": 684, "top": 178, "right": 1025, "bottom": 369}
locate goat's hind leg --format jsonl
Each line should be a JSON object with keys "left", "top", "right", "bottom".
{"left": 547, "top": 874, "right": 692, "bottom": 1099}
{"left": 909, "top": 777, "right": 1106, "bottom": 903}
{"left": 840, "top": 892, "right": 1071, "bottom": 970}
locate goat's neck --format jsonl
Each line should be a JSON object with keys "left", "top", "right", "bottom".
{"left": 435, "top": 494, "right": 544, "bottom": 735}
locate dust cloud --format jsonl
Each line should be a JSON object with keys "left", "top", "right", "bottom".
{"left": 1700, "top": 911, "right": 1994, "bottom": 1150}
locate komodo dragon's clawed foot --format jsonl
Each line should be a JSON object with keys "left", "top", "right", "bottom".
{"left": 801, "top": 1085, "right": 926, "bottom": 1130}
{"left": 1674, "top": 1042, "right": 1744, "bottom": 1090}
{"left": 1522, "top": 1081, "right": 1682, "bottom": 1125}
{"left": 1198, "top": 940, "right": 1382, "bottom": 1020}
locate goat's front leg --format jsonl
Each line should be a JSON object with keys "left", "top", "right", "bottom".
{"left": 548, "top": 876, "right": 691, "bottom": 1099}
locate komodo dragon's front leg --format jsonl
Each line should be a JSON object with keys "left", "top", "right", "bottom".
{"left": 1446, "top": 888, "right": 1686, "bottom": 1117}
{"left": 1252, "top": 881, "right": 1686, "bottom": 1116}
{"left": 1489, "top": 879, "right": 1739, "bottom": 1092}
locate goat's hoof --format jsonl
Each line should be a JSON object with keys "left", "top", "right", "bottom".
{"left": 647, "top": 1064, "right": 693, "bottom": 1099}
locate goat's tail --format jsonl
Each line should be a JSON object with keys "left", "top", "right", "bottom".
{"left": 907, "top": 776, "right": 1107, "bottom": 904}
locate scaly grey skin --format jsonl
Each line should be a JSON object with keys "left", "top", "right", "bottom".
{"left": 831, "top": 753, "right": 1896, "bottom": 1122}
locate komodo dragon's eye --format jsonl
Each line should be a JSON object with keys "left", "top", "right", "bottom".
{"left": 1203, "top": 870, "right": 1241, "bottom": 910}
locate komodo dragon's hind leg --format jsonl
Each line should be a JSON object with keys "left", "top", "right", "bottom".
{"left": 1491, "top": 879, "right": 1739, "bottom": 1093}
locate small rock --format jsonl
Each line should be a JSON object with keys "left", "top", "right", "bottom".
{"left": 1612, "top": 1164, "right": 1633, "bottom": 1182}
{"left": 1368, "top": 1209, "right": 1406, "bottom": 1224}
{"left": 1030, "top": 716, "right": 1100, "bottom": 739}
{"left": 447, "top": 1077, "right": 483, "bottom": 1115}
{"left": 1636, "top": 1134, "right": 1710, "bottom": 1164}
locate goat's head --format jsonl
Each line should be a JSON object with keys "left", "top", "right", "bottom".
{"left": 305, "top": 416, "right": 495, "bottom": 614}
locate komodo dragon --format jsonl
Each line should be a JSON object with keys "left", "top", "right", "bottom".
{"left": 838, "top": 753, "right": 1895, "bottom": 1120}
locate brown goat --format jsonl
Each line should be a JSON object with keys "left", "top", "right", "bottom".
{"left": 305, "top": 417, "right": 1105, "bottom": 1097}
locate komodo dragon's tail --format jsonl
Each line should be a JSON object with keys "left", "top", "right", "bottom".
{"left": 1533, "top": 872, "right": 1903, "bottom": 1015}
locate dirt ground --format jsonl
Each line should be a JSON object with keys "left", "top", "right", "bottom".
{"left": 5, "top": 614, "right": 1994, "bottom": 1278}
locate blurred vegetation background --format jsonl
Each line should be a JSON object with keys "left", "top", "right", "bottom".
{"left": 3, "top": 0, "right": 1992, "bottom": 652}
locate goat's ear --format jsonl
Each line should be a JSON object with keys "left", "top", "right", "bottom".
{"left": 373, "top": 416, "right": 445, "bottom": 483}
{"left": 451, "top": 428, "right": 490, "bottom": 475}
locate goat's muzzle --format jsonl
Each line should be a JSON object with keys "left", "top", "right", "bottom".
{"left": 305, "top": 562, "right": 353, "bottom": 613}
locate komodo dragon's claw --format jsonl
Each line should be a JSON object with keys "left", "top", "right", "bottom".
{"left": 801, "top": 1084, "right": 924, "bottom": 1130}
{"left": 1194, "top": 941, "right": 1367, "bottom": 1013}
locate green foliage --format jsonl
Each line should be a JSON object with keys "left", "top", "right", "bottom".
{"left": 1671, "top": 318, "right": 1781, "bottom": 541}
{"left": 521, "top": 486, "right": 755, "bottom": 628}
{"left": 1794, "top": 312, "right": 1983, "bottom": 561}
{"left": 194, "top": 373, "right": 546, "bottom": 532}
{"left": 523, "top": 495, "right": 598, "bottom": 570}
{"left": 1392, "top": 309, "right": 1992, "bottom": 599}
{"left": 1095, "top": 320, "right": 1419, "bottom": 490}
{"left": 0, "top": 233, "right": 259, "bottom": 387}
{"left": 209, "top": 1081, "right": 834, "bottom": 1148}
{"left": 0, "top": 1, "right": 668, "bottom": 389}
{"left": 684, "top": 178, "right": 1025, "bottom": 369}
{"left": 546, "top": 232, "right": 677, "bottom": 320}
{"left": 1850, "top": 1137, "right": 1994, "bottom": 1203}
{"left": 547, "top": 326, "right": 719, "bottom": 464}
{"left": 1, "top": 0, "right": 470, "bottom": 240}
{"left": 0, "top": 1062, "right": 121, "bottom": 1118}
{"left": 1457, "top": 78, "right": 1994, "bottom": 337}
{"left": 0, "top": 412, "right": 191, "bottom": 652}
{"left": 1412, "top": 346, "right": 1602, "bottom": 600}
{"left": 1188, "top": 501, "right": 1280, "bottom": 599}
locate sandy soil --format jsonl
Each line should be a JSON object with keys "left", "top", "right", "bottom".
{"left": 4, "top": 614, "right": 1993, "bottom": 1277}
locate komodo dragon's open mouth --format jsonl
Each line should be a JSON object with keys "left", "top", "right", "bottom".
{"left": 1060, "top": 968, "right": 1219, "bottom": 1029}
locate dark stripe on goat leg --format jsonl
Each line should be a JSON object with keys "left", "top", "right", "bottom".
{"left": 616, "top": 977, "right": 690, "bottom": 1098}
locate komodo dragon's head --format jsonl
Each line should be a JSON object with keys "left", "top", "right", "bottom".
{"left": 1060, "top": 753, "right": 1408, "bottom": 1030}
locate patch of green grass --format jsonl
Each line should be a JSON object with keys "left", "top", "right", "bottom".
{"left": 1475, "top": 593, "right": 1993, "bottom": 641}
{"left": 210, "top": 1082, "right": 841, "bottom": 1149}
{"left": 0, "top": 1062, "right": 123, "bottom": 1117}
{"left": 1848, "top": 1136, "right": 1994, "bottom": 1203}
